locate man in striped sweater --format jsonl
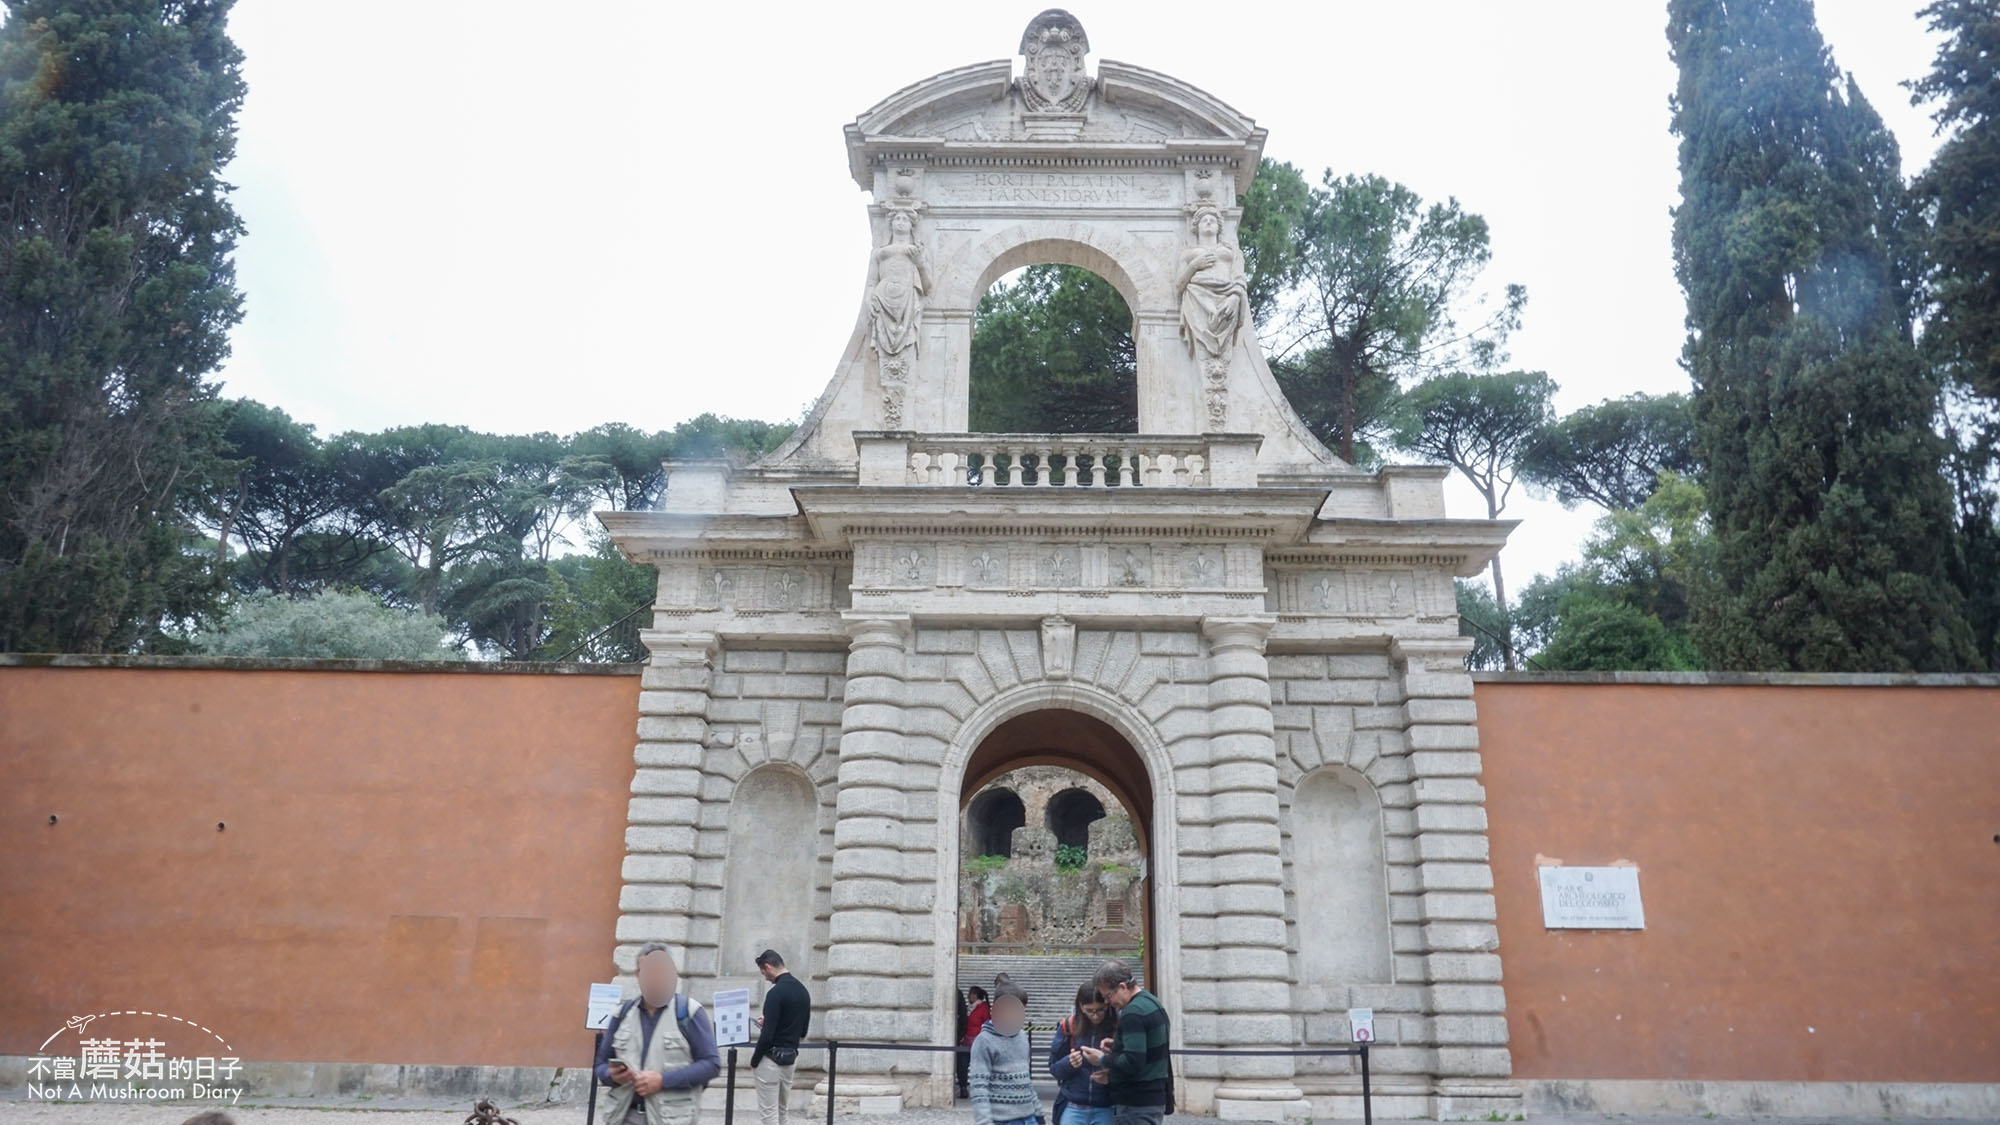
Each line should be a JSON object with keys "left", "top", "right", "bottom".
{"left": 1080, "top": 959, "right": 1172, "bottom": 1125}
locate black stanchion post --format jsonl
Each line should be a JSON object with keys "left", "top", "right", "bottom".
{"left": 825, "top": 1041, "right": 838, "bottom": 1125}
{"left": 587, "top": 1030, "right": 601, "bottom": 1125}
{"left": 725, "top": 1047, "right": 738, "bottom": 1125}
{"left": 1359, "top": 1041, "right": 1372, "bottom": 1125}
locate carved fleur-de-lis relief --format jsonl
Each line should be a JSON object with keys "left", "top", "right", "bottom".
{"left": 1040, "top": 547, "right": 1079, "bottom": 587}
{"left": 895, "top": 546, "right": 933, "bottom": 585}
{"left": 1183, "top": 549, "right": 1220, "bottom": 585}
{"left": 1388, "top": 575, "right": 1405, "bottom": 612}
{"left": 699, "top": 569, "right": 735, "bottom": 608}
{"left": 1312, "top": 575, "right": 1336, "bottom": 611}
{"left": 772, "top": 569, "right": 804, "bottom": 609}
{"left": 968, "top": 547, "right": 1007, "bottom": 586}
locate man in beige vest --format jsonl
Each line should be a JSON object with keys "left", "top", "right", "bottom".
{"left": 595, "top": 943, "right": 721, "bottom": 1125}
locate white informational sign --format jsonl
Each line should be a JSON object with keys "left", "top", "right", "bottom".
{"left": 1347, "top": 1007, "right": 1374, "bottom": 1043}
{"left": 713, "top": 988, "right": 754, "bottom": 1047}
{"left": 1538, "top": 865, "right": 1646, "bottom": 929}
{"left": 586, "top": 982, "right": 623, "bottom": 1031}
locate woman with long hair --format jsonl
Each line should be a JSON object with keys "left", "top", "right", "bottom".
{"left": 1049, "top": 981, "right": 1118, "bottom": 1125}
{"left": 957, "top": 985, "right": 990, "bottom": 1100}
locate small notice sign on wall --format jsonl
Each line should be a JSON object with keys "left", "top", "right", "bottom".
{"left": 1538, "top": 865, "right": 1645, "bottom": 929}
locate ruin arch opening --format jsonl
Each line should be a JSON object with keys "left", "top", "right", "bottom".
{"left": 1045, "top": 786, "right": 1108, "bottom": 851}
{"left": 964, "top": 786, "right": 1026, "bottom": 858}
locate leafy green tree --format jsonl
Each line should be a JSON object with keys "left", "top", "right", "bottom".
{"left": 196, "top": 588, "right": 462, "bottom": 661}
{"left": 1520, "top": 392, "right": 1697, "bottom": 510}
{"left": 1236, "top": 158, "right": 1314, "bottom": 325}
{"left": 570, "top": 423, "right": 676, "bottom": 511}
{"left": 970, "top": 264, "right": 1137, "bottom": 433}
{"left": 539, "top": 534, "right": 657, "bottom": 662}
{"left": 368, "top": 434, "right": 516, "bottom": 616}
{"left": 1453, "top": 579, "right": 1511, "bottom": 671}
{"left": 1541, "top": 598, "right": 1702, "bottom": 672}
{"left": 0, "top": 0, "right": 246, "bottom": 652}
{"left": 212, "top": 400, "right": 378, "bottom": 595}
{"left": 1392, "top": 370, "right": 1557, "bottom": 667}
{"left": 1267, "top": 173, "right": 1526, "bottom": 463}
{"left": 665, "top": 413, "right": 796, "bottom": 463}
{"left": 1507, "top": 473, "right": 1712, "bottom": 671}
{"left": 1669, "top": 0, "right": 1979, "bottom": 671}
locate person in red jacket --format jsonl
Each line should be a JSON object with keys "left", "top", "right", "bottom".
{"left": 956, "top": 986, "right": 991, "bottom": 1099}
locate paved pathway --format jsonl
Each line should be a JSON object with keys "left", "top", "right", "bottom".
{"left": 0, "top": 1095, "right": 1993, "bottom": 1125}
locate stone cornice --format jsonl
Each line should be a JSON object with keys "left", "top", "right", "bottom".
{"left": 1290, "top": 518, "right": 1519, "bottom": 578}
{"left": 596, "top": 510, "right": 822, "bottom": 559}
{"left": 792, "top": 485, "right": 1328, "bottom": 546}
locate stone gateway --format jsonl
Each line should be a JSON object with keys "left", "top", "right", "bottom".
{"left": 601, "top": 11, "right": 1518, "bottom": 1121}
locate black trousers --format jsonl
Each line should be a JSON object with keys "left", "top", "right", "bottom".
{"left": 954, "top": 1046, "right": 970, "bottom": 1096}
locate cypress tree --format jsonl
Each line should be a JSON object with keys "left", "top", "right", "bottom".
{"left": 1667, "top": 0, "right": 1980, "bottom": 671}
{"left": 0, "top": 1, "right": 245, "bottom": 651}
{"left": 1910, "top": 0, "right": 2000, "bottom": 404}
{"left": 1910, "top": 0, "right": 2000, "bottom": 667}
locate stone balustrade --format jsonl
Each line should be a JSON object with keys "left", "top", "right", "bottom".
{"left": 854, "top": 432, "right": 1264, "bottom": 488}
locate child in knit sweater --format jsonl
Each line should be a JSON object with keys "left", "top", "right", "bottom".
{"left": 970, "top": 983, "right": 1041, "bottom": 1125}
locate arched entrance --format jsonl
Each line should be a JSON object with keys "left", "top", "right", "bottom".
{"left": 928, "top": 688, "right": 1183, "bottom": 1104}
{"left": 958, "top": 708, "right": 1155, "bottom": 979}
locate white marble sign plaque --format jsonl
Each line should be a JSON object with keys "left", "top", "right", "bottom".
{"left": 1538, "top": 865, "right": 1645, "bottom": 929}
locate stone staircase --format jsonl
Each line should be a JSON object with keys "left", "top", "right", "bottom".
{"left": 956, "top": 953, "right": 1147, "bottom": 1033}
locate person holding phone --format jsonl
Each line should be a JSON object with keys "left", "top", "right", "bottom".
{"left": 1075, "top": 960, "right": 1172, "bottom": 1125}
{"left": 595, "top": 943, "right": 720, "bottom": 1125}
{"left": 1049, "top": 981, "right": 1118, "bottom": 1125}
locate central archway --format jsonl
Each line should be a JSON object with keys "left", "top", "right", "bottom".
{"left": 927, "top": 683, "right": 1184, "bottom": 1104}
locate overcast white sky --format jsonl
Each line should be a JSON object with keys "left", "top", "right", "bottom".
{"left": 212, "top": 1, "right": 1950, "bottom": 586}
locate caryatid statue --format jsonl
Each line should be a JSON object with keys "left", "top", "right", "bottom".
{"left": 1176, "top": 203, "right": 1251, "bottom": 427}
{"left": 869, "top": 207, "right": 931, "bottom": 425}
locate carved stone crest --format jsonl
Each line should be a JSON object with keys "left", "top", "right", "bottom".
{"left": 1019, "top": 10, "right": 1091, "bottom": 113}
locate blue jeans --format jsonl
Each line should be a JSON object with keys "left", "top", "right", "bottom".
{"left": 1063, "top": 1106, "right": 1116, "bottom": 1125}
{"left": 1113, "top": 1106, "right": 1164, "bottom": 1125}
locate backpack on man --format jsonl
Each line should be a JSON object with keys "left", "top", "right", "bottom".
{"left": 605, "top": 994, "right": 712, "bottom": 1092}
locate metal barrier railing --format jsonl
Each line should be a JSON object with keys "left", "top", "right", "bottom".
{"left": 704, "top": 1036, "right": 1372, "bottom": 1125}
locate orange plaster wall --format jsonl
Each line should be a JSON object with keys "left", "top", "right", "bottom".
{"left": 0, "top": 666, "right": 638, "bottom": 1068}
{"left": 6, "top": 667, "right": 1997, "bottom": 1083}
{"left": 1476, "top": 681, "right": 2000, "bottom": 1083}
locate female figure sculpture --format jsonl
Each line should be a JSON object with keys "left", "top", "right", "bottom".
{"left": 869, "top": 209, "right": 931, "bottom": 364}
{"left": 1176, "top": 205, "right": 1250, "bottom": 372}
